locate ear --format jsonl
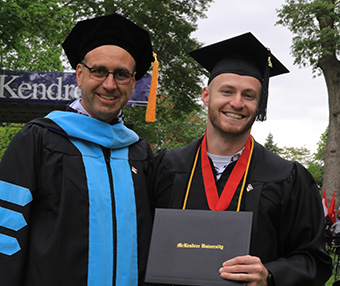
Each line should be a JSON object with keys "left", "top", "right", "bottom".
{"left": 201, "top": 87, "right": 210, "bottom": 106}
{"left": 131, "top": 72, "right": 136, "bottom": 89}
{"left": 75, "top": 63, "right": 83, "bottom": 87}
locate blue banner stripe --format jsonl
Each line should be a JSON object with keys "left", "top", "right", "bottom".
{"left": 0, "top": 207, "right": 27, "bottom": 231}
{"left": 0, "top": 233, "right": 21, "bottom": 256}
{"left": 70, "top": 139, "right": 113, "bottom": 286}
{"left": 0, "top": 180, "right": 32, "bottom": 206}
{"left": 111, "top": 148, "right": 138, "bottom": 286}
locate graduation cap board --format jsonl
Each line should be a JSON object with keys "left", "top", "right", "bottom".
{"left": 62, "top": 13, "right": 153, "bottom": 80}
{"left": 145, "top": 209, "right": 253, "bottom": 286}
{"left": 189, "top": 32, "right": 289, "bottom": 121}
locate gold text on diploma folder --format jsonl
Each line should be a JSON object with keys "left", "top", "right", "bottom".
{"left": 176, "top": 243, "right": 224, "bottom": 250}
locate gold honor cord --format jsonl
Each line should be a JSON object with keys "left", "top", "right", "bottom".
{"left": 182, "top": 145, "right": 201, "bottom": 210}
{"left": 182, "top": 137, "right": 254, "bottom": 212}
{"left": 236, "top": 136, "right": 254, "bottom": 212}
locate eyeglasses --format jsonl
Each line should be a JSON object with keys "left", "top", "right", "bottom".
{"left": 81, "top": 62, "right": 134, "bottom": 85}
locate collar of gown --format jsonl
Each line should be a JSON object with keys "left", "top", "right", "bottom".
{"left": 45, "top": 110, "right": 139, "bottom": 149}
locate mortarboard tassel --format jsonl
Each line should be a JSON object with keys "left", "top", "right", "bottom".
{"left": 145, "top": 52, "right": 159, "bottom": 122}
{"left": 256, "top": 52, "right": 272, "bottom": 121}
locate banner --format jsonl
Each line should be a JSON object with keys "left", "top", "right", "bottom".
{"left": 322, "top": 190, "right": 328, "bottom": 217}
{"left": 0, "top": 70, "right": 151, "bottom": 106}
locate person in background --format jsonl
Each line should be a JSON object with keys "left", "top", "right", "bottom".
{"left": 151, "top": 33, "right": 332, "bottom": 286}
{"left": 0, "top": 13, "right": 155, "bottom": 286}
{"left": 325, "top": 216, "right": 334, "bottom": 251}
{"left": 331, "top": 218, "right": 340, "bottom": 245}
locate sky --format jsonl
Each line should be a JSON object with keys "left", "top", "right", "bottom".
{"left": 191, "top": 0, "right": 329, "bottom": 153}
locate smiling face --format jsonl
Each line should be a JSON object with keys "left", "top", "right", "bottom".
{"left": 76, "top": 45, "right": 136, "bottom": 123}
{"left": 202, "top": 73, "right": 262, "bottom": 141}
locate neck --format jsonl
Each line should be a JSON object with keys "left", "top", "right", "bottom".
{"left": 205, "top": 127, "right": 250, "bottom": 156}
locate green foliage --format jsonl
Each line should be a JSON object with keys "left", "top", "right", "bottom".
{"left": 264, "top": 132, "right": 281, "bottom": 154}
{"left": 279, "top": 145, "right": 312, "bottom": 166}
{"left": 263, "top": 130, "right": 328, "bottom": 188}
{"left": 100, "top": 0, "right": 212, "bottom": 147}
{"left": 315, "top": 126, "right": 328, "bottom": 161}
{"left": 278, "top": 144, "right": 323, "bottom": 187}
{"left": 0, "top": 0, "right": 74, "bottom": 71}
{"left": 276, "top": 0, "right": 340, "bottom": 72}
{"left": 307, "top": 127, "right": 328, "bottom": 188}
{"left": 307, "top": 160, "right": 323, "bottom": 188}
{"left": 276, "top": 128, "right": 328, "bottom": 189}
{"left": 0, "top": 123, "right": 24, "bottom": 160}
{"left": 276, "top": 1, "right": 340, "bottom": 200}
{"left": 1, "top": 0, "right": 213, "bottom": 151}
{"left": 100, "top": 0, "right": 211, "bottom": 114}
{"left": 124, "top": 97, "right": 206, "bottom": 152}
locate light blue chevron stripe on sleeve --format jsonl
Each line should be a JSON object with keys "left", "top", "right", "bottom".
{"left": 0, "top": 233, "right": 21, "bottom": 256}
{"left": 0, "top": 180, "right": 32, "bottom": 256}
{"left": 0, "top": 207, "right": 27, "bottom": 231}
{"left": 0, "top": 181, "right": 32, "bottom": 206}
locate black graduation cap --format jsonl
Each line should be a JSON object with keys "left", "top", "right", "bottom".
{"left": 62, "top": 13, "right": 154, "bottom": 80}
{"left": 189, "top": 32, "right": 289, "bottom": 121}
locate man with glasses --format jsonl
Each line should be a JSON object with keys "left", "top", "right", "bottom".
{"left": 0, "top": 14, "right": 155, "bottom": 286}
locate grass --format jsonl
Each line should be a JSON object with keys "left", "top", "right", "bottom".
{"left": 326, "top": 250, "right": 337, "bottom": 286}
{"left": 326, "top": 275, "right": 335, "bottom": 286}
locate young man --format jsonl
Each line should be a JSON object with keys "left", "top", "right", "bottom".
{"left": 0, "top": 14, "right": 154, "bottom": 285}
{"left": 151, "top": 33, "right": 332, "bottom": 285}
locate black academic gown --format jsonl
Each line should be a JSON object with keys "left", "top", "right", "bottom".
{"left": 151, "top": 137, "right": 332, "bottom": 286}
{"left": 0, "top": 111, "right": 154, "bottom": 286}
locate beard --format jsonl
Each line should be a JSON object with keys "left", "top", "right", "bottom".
{"left": 207, "top": 107, "right": 256, "bottom": 139}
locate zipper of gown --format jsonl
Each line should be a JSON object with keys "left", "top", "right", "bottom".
{"left": 102, "top": 147, "right": 117, "bottom": 286}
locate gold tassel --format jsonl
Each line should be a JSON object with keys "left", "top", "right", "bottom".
{"left": 268, "top": 56, "right": 273, "bottom": 68}
{"left": 145, "top": 52, "right": 158, "bottom": 122}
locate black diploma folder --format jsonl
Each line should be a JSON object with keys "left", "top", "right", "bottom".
{"left": 145, "top": 208, "right": 253, "bottom": 286}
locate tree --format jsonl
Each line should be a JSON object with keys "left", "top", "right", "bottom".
{"left": 0, "top": 123, "right": 24, "bottom": 160}
{"left": 306, "top": 128, "right": 327, "bottom": 189}
{"left": 1, "top": 0, "right": 213, "bottom": 152}
{"left": 276, "top": 0, "right": 340, "bottom": 208}
{"left": 264, "top": 132, "right": 281, "bottom": 153}
{"left": 0, "top": 0, "right": 74, "bottom": 72}
{"left": 278, "top": 145, "right": 312, "bottom": 168}
{"left": 105, "top": 0, "right": 212, "bottom": 148}
{"left": 262, "top": 130, "right": 326, "bottom": 189}
{"left": 125, "top": 96, "right": 207, "bottom": 151}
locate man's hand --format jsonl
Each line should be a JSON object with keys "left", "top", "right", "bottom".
{"left": 219, "top": 255, "right": 269, "bottom": 286}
